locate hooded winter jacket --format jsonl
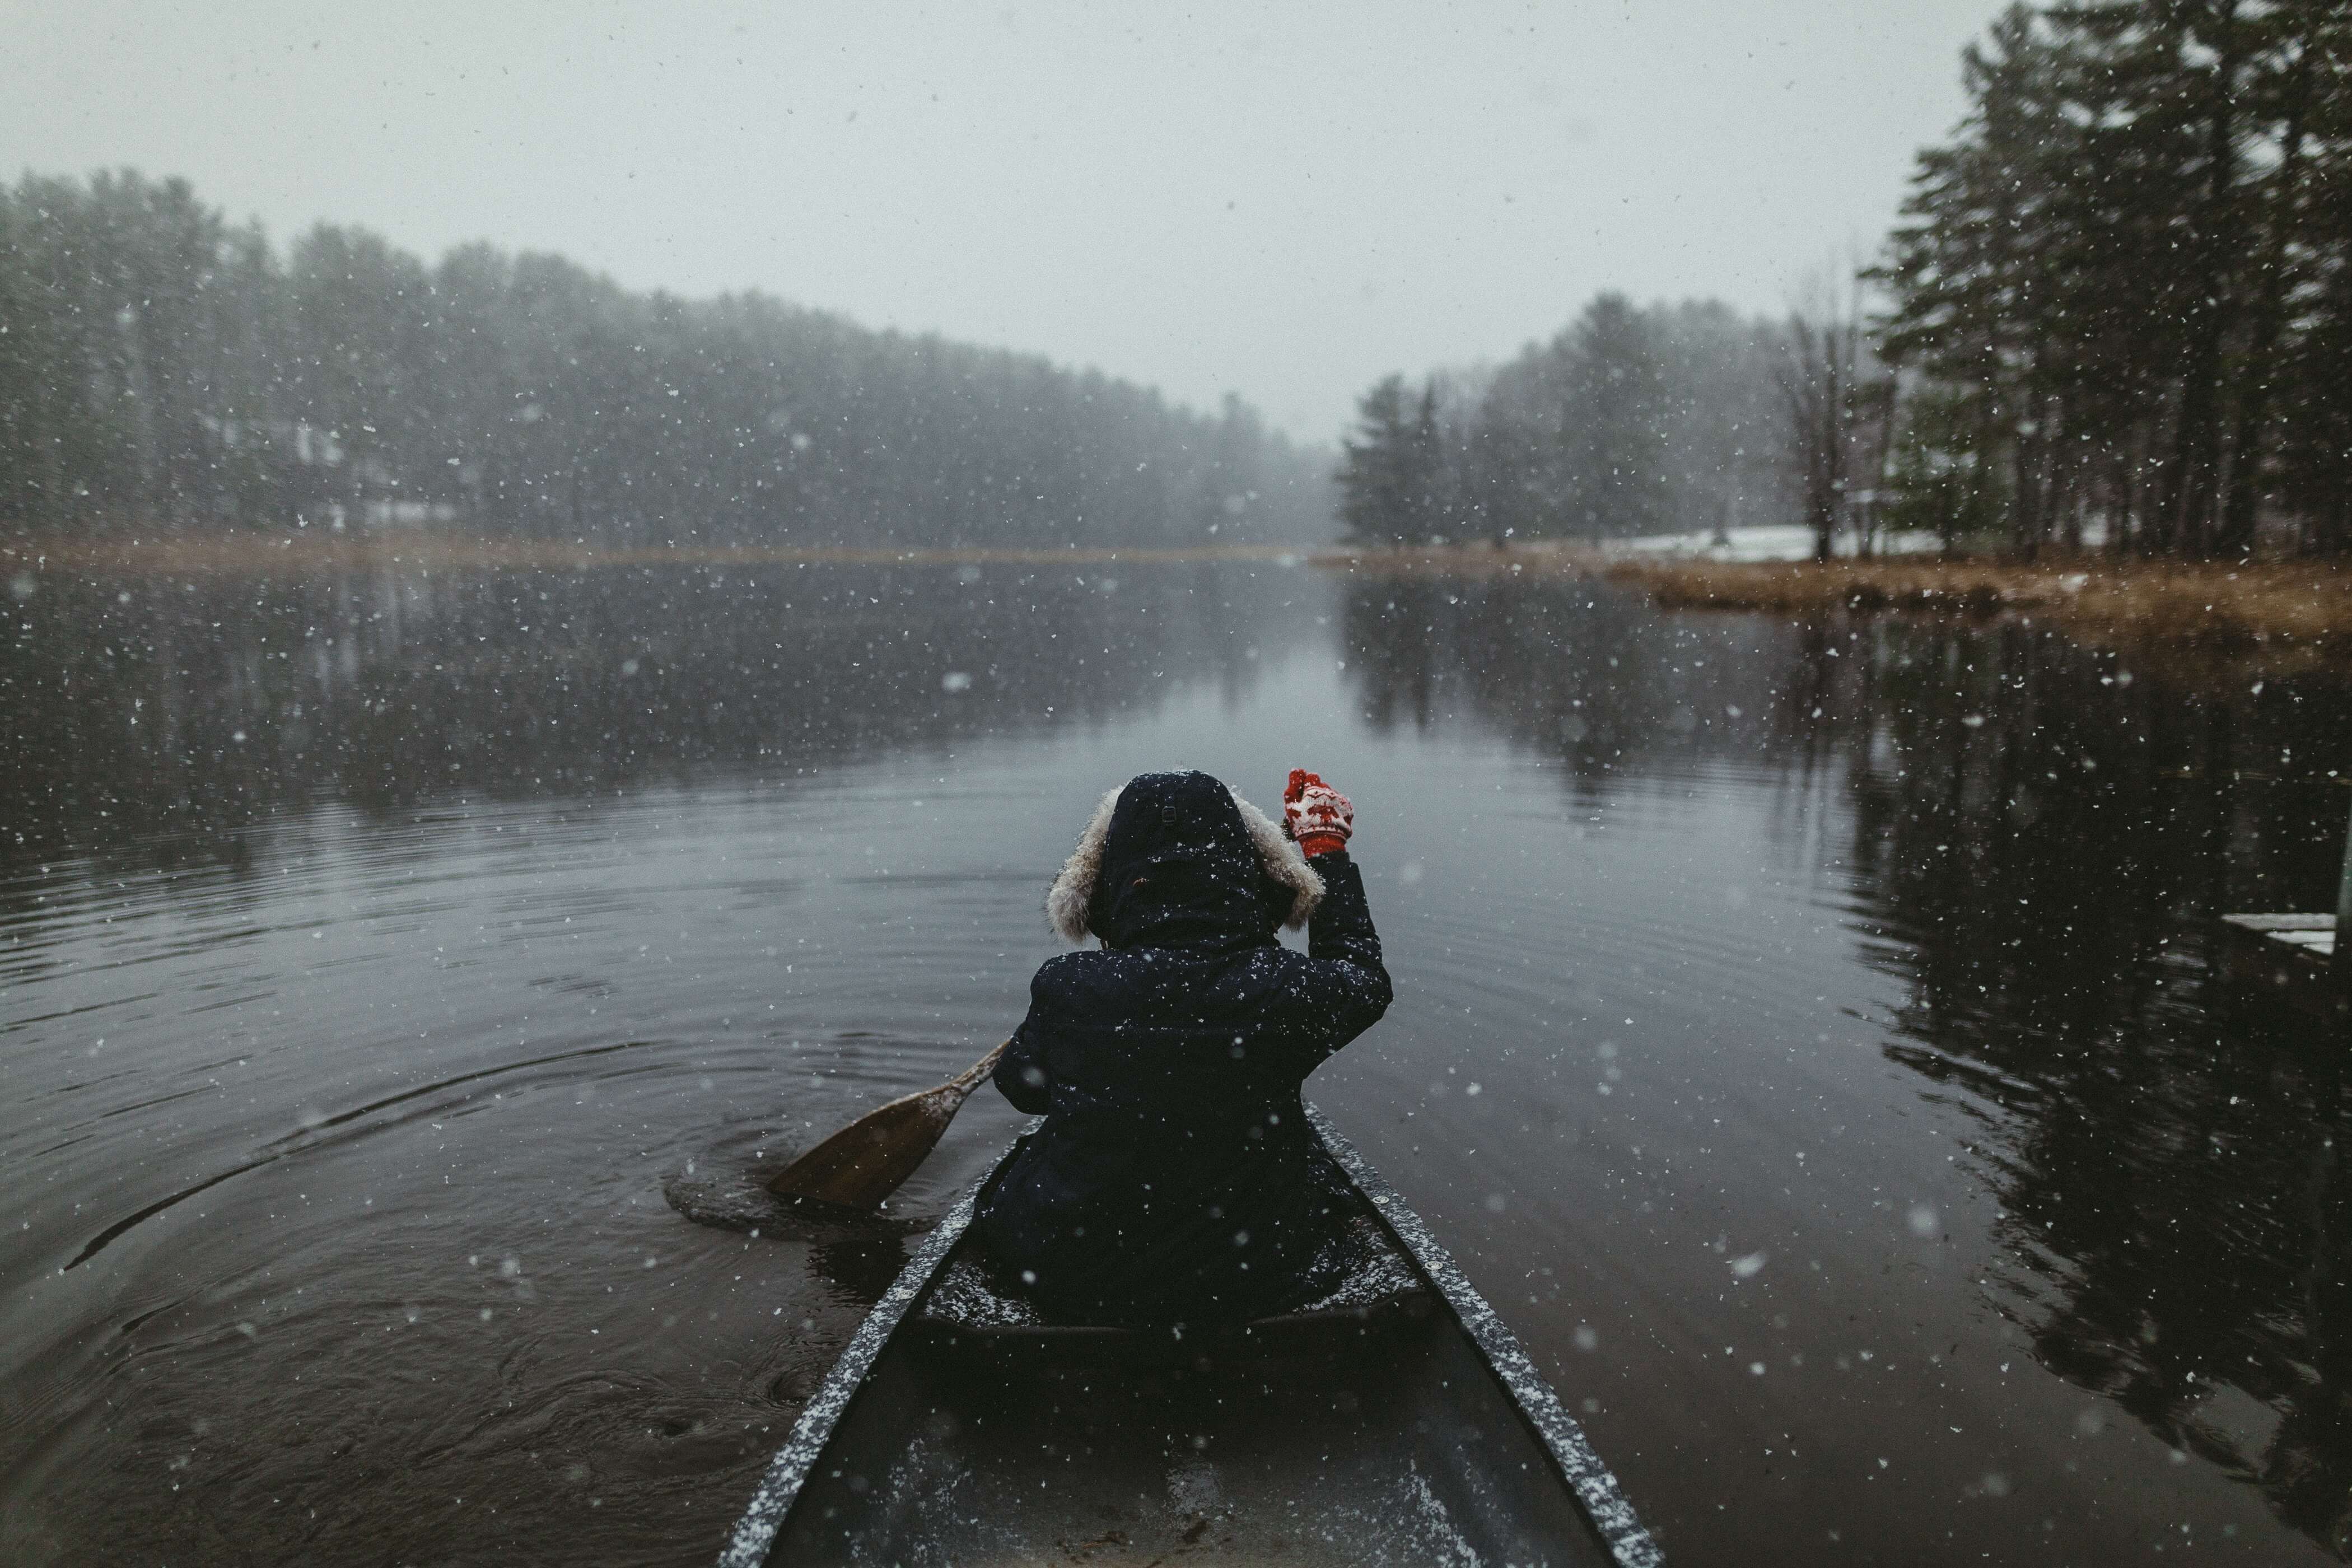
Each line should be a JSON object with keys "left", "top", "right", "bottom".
{"left": 973, "top": 771, "right": 1392, "bottom": 1325}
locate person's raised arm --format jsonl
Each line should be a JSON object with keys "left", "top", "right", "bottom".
{"left": 1274, "top": 771, "right": 1391, "bottom": 1060}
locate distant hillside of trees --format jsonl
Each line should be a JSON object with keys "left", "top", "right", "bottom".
{"left": 0, "top": 170, "right": 1332, "bottom": 548}
{"left": 1336, "top": 294, "right": 1798, "bottom": 549}
{"left": 1344, "top": 1, "right": 2352, "bottom": 561}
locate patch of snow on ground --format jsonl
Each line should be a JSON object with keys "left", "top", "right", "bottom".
{"left": 1605, "top": 525, "right": 1945, "bottom": 562}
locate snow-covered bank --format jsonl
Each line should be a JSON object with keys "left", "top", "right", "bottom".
{"left": 1604, "top": 524, "right": 1943, "bottom": 563}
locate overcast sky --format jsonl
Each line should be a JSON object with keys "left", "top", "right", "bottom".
{"left": 3, "top": 1, "right": 1998, "bottom": 441}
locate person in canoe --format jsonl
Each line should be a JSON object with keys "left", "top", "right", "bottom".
{"left": 973, "top": 768, "right": 1391, "bottom": 1325}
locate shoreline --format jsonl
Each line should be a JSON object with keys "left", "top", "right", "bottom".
{"left": 8, "top": 533, "right": 2347, "bottom": 664}
{"left": 0, "top": 533, "right": 1603, "bottom": 577}
{"left": 1599, "top": 554, "right": 2351, "bottom": 660}
{"left": 0, "top": 534, "right": 1318, "bottom": 575}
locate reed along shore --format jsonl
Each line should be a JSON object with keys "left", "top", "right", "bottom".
{"left": 1599, "top": 556, "right": 2352, "bottom": 660}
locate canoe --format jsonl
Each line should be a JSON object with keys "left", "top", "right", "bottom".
{"left": 718, "top": 1104, "right": 1660, "bottom": 1567}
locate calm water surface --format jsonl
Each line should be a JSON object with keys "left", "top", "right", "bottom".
{"left": 3, "top": 561, "right": 2350, "bottom": 1564}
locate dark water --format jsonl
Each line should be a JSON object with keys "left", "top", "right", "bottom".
{"left": 3, "top": 558, "right": 2349, "bottom": 1564}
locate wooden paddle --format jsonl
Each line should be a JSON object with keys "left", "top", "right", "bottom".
{"left": 766, "top": 1039, "right": 1011, "bottom": 1208}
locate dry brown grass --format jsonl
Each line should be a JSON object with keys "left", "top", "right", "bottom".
{"left": 1306, "top": 545, "right": 2352, "bottom": 668}
{"left": 1602, "top": 555, "right": 2352, "bottom": 659}
{"left": 1301, "top": 540, "right": 1598, "bottom": 579}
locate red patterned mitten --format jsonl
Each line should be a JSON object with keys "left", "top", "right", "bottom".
{"left": 1284, "top": 769, "right": 1354, "bottom": 857}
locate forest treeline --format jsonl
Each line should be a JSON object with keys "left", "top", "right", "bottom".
{"left": 1343, "top": 0, "right": 2352, "bottom": 559}
{"left": 1337, "top": 295, "right": 1795, "bottom": 549}
{"left": 0, "top": 171, "right": 1330, "bottom": 548}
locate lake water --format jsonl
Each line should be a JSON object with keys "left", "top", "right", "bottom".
{"left": 3, "top": 558, "right": 2349, "bottom": 1564}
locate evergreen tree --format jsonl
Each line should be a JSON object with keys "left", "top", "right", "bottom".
{"left": 1557, "top": 293, "right": 1671, "bottom": 540}
{"left": 1368, "top": 295, "right": 1789, "bottom": 548}
{"left": 1337, "top": 375, "right": 1431, "bottom": 544}
{"left": 1875, "top": 0, "right": 2352, "bottom": 557}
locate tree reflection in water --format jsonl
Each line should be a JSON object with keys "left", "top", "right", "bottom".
{"left": 1339, "top": 572, "right": 2352, "bottom": 1555}
{"left": 0, "top": 562, "right": 1309, "bottom": 884}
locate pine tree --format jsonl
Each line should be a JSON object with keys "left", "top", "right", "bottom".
{"left": 1337, "top": 375, "right": 1427, "bottom": 544}
{"left": 1876, "top": 0, "right": 2352, "bottom": 557}
{"left": 1557, "top": 294, "right": 1670, "bottom": 540}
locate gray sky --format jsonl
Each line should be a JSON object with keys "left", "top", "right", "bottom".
{"left": 3, "top": 1, "right": 1996, "bottom": 441}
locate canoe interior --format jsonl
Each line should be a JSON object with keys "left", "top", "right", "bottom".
{"left": 763, "top": 1207, "right": 1620, "bottom": 1565}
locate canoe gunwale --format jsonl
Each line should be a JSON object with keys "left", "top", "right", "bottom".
{"left": 717, "top": 1105, "right": 1663, "bottom": 1567}
{"left": 1303, "top": 1104, "right": 1664, "bottom": 1568}
{"left": 713, "top": 1161, "right": 997, "bottom": 1568}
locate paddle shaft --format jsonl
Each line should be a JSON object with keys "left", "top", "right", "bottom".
{"left": 944, "top": 1038, "right": 1010, "bottom": 1096}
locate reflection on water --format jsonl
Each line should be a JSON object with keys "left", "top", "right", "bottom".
{"left": 1, "top": 563, "right": 1306, "bottom": 873}
{"left": 3, "top": 561, "right": 2349, "bottom": 1563}
{"left": 1343, "top": 572, "right": 2352, "bottom": 1558}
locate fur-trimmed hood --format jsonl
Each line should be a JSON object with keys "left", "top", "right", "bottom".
{"left": 1047, "top": 772, "right": 1323, "bottom": 946}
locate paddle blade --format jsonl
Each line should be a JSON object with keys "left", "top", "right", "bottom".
{"left": 765, "top": 1040, "right": 1010, "bottom": 1209}
{"left": 766, "top": 1083, "right": 963, "bottom": 1208}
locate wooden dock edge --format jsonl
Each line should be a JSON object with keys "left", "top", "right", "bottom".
{"left": 2215, "top": 914, "right": 2346, "bottom": 1027}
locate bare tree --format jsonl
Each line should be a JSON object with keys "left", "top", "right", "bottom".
{"left": 1779, "top": 269, "right": 1889, "bottom": 561}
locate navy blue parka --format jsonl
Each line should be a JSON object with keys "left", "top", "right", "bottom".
{"left": 974, "top": 771, "right": 1391, "bottom": 1325}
